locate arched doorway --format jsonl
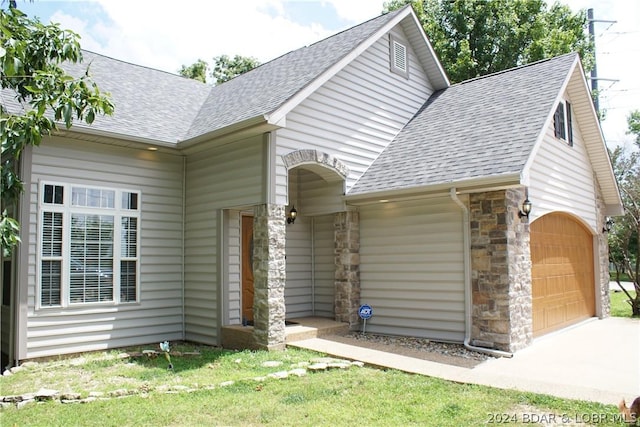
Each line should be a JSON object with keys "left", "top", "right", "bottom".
{"left": 530, "top": 212, "right": 595, "bottom": 336}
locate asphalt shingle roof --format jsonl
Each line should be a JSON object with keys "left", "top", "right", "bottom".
{"left": 1, "top": 7, "right": 407, "bottom": 145}
{"left": 62, "top": 52, "right": 212, "bottom": 144}
{"left": 184, "top": 7, "right": 406, "bottom": 140}
{"left": 349, "top": 53, "right": 577, "bottom": 195}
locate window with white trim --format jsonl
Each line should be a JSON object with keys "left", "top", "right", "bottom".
{"left": 553, "top": 100, "right": 574, "bottom": 146}
{"left": 39, "top": 182, "right": 140, "bottom": 307}
{"left": 390, "top": 35, "right": 409, "bottom": 78}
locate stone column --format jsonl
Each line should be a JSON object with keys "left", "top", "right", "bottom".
{"left": 334, "top": 211, "right": 360, "bottom": 328}
{"left": 469, "top": 189, "right": 532, "bottom": 352}
{"left": 594, "top": 177, "right": 611, "bottom": 318}
{"left": 252, "top": 204, "right": 286, "bottom": 350}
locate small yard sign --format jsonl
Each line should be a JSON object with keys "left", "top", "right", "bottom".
{"left": 359, "top": 304, "right": 373, "bottom": 334}
{"left": 358, "top": 304, "right": 373, "bottom": 320}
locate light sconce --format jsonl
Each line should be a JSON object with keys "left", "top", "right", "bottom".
{"left": 518, "top": 198, "right": 532, "bottom": 218}
{"left": 287, "top": 205, "right": 297, "bottom": 225}
{"left": 602, "top": 217, "right": 614, "bottom": 233}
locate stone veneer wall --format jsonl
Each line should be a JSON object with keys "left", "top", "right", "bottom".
{"left": 252, "top": 204, "right": 287, "bottom": 350}
{"left": 469, "top": 189, "right": 532, "bottom": 352}
{"left": 334, "top": 211, "right": 360, "bottom": 328}
{"left": 594, "top": 176, "right": 611, "bottom": 317}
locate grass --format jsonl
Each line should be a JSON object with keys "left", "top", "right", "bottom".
{"left": 610, "top": 289, "right": 638, "bottom": 317}
{"left": 0, "top": 344, "right": 625, "bottom": 427}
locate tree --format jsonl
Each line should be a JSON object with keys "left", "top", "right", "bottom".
{"left": 1, "top": 6, "right": 114, "bottom": 256}
{"left": 178, "top": 58, "right": 209, "bottom": 83}
{"left": 384, "top": 0, "right": 593, "bottom": 83}
{"left": 608, "top": 114, "right": 640, "bottom": 315}
{"left": 211, "top": 54, "right": 260, "bottom": 85}
{"left": 180, "top": 54, "right": 260, "bottom": 85}
{"left": 627, "top": 110, "right": 640, "bottom": 147}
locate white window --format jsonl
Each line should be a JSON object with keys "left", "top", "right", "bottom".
{"left": 390, "top": 35, "right": 409, "bottom": 78}
{"left": 38, "top": 182, "right": 140, "bottom": 307}
{"left": 553, "top": 100, "right": 573, "bottom": 146}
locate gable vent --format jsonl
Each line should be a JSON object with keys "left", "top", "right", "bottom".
{"left": 393, "top": 40, "right": 407, "bottom": 72}
{"left": 390, "top": 35, "right": 408, "bottom": 78}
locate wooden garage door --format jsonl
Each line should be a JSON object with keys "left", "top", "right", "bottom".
{"left": 531, "top": 213, "right": 595, "bottom": 337}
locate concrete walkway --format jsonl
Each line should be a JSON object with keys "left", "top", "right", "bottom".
{"left": 289, "top": 317, "right": 639, "bottom": 405}
{"left": 610, "top": 281, "right": 637, "bottom": 292}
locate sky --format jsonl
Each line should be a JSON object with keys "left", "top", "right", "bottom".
{"left": 9, "top": 0, "right": 640, "bottom": 150}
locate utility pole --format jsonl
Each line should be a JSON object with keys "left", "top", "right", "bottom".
{"left": 587, "top": 8, "right": 617, "bottom": 116}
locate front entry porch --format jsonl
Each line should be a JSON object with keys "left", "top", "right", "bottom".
{"left": 221, "top": 317, "right": 349, "bottom": 350}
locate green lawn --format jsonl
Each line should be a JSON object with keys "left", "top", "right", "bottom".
{"left": 610, "top": 288, "right": 638, "bottom": 317}
{"left": 0, "top": 344, "right": 624, "bottom": 427}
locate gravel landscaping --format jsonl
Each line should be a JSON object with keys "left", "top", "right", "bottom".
{"left": 327, "top": 332, "right": 495, "bottom": 368}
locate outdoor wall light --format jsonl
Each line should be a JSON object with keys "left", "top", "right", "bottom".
{"left": 603, "top": 217, "right": 614, "bottom": 233}
{"left": 518, "top": 198, "right": 532, "bottom": 218}
{"left": 287, "top": 205, "right": 297, "bottom": 225}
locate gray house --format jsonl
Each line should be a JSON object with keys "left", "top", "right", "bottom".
{"left": 1, "top": 5, "right": 622, "bottom": 365}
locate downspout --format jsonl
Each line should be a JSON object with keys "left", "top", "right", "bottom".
{"left": 181, "top": 155, "right": 186, "bottom": 340}
{"left": 311, "top": 217, "right": 315, "bottom": 316}
{"left": 449, "top": 188, "right": 513, "bottom": 358}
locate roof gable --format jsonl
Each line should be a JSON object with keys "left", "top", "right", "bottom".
{"left": 348, "top": 53, "right": 579, "bottom": 196}
{"left": 184, "top": 6, "right": 435, "bottom": 141}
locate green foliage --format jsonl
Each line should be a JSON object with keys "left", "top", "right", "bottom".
{"left": 180, "top": 54, "right": 260, "bottom": 85}
{"left": 608, "top": 145, "right": 640, "bottom": 315}
{"left": 384, "top": 0, "right": 593, "bottom": 83}
{"left": 211, "top": 54, "right": 260, "bottom": 85}
{"left": 0, "top": 6, "right": 113, "bottom": 256}
{"left": 627, "top": 110, "right": 640, "bottom": 148}
{"left": 178, "top": 58, "right": 209, "bottom": 83}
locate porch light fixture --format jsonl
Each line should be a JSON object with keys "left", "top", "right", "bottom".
{"left": 518, "top": 198, "right": 532, "bottom": 218}
{"left": 287, "top": 205, "right": 297, "bottom": 224}
{"left": 603, "top": 217, "right": 614, "bottom": 233}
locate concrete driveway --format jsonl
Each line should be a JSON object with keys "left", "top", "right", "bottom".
{"left": 291, "top": 317, "right": 639, "bottom": 405}
{"left": 468, "top": 317, "right": 639, "bottom": 404}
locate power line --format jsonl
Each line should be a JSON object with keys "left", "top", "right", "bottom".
{"left": 587, "top": 8, "right": 618, "bottom": 115}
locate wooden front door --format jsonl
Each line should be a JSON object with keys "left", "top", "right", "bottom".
{"left": 531, "top": 213, "right": 595, "bottom": 337}
{"left": 242, "top": 216, "right": 254, "bottom": 322}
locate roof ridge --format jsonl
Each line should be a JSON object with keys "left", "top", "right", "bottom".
{"left": 453, "top": 52, "right": 578, "bottom": 86}
{"left": 79, "top": 49, "right": 209, "bottom": 84}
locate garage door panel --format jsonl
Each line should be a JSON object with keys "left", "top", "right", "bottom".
{"left": 531, "top": 213, "right": 595, "bottom": 337}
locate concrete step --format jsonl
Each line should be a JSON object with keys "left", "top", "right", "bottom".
{"left": 221, "top": 317, "right": 350, "bottom": 350}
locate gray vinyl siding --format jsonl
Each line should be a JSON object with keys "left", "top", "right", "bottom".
{"left": 285, "top": 215, "right": 313, "bottom": 317}
{"left": 225, "top": 210, "right": 242, "bottom": 325}
{"left": 275, "top": 25, "right": 433, "bottom": 205}
{"left": 360, "top": 197, "right": 465, "bottom": 342}
{"left": 293, "top": 169, "right": 344, "bottom": 216}
{"left": 312, "top": 215, "right": 335, "bottom": 317}
{"left": 285, "top": 168, "right": 338, "bottom": 318}
{"left": 184, "top": 136, "right": 264, "bottom": 344}
{"left": 528, "top": 94, "right": 597, "bottom": 231}
{"left": 24, "top": 137, "right": 184, "bottom": 359}
{"left": 284, "top": 214, "right": 335, "bottom": 319}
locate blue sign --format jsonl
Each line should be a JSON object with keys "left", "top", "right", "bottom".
{"left": 358, "top": 304, "right": 373, "bottom": 320}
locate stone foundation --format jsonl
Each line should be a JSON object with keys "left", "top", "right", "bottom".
{"left": 252, "top": 204, "right": 286, "bottom": 350}
{"left": 469, "top": 189, "right": 532, "bottom": 352}
{"left": 334, "top": 211, "right": 360, "bottom": 328}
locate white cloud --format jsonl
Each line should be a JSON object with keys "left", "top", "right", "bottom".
{"left": 77, "top": 0, "right": 352, "bottom": 73}
{"left": 325, "top": 0, "right": 385, "bottom": 22}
